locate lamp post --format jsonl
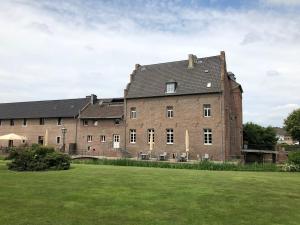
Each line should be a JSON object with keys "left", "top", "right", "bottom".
{"left": 61, "top": 127, "right": 67, "bottom": 152}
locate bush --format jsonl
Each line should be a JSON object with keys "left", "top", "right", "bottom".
{"left": 281, "top": 163, "right": 300, "bottom": 172}
{"left": 288, "top": 151, "right": 300, "bottom": 165}
{"left": 7, "top": 145, "right": 71, "bottom": 171}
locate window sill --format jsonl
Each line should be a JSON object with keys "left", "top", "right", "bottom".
{"left": 166, "top": 143, "right": 174, "bottom": 145}
{"left": 204, "top": 143, "right": 212, "bottom": 146}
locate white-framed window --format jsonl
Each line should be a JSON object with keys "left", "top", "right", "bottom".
{"left": 130, "top": 129, "right": 136, "bottom": 143}
{"left": 56, "top": 136, "right": 61, "bottom": 144}
{"left": 10, "top": 119, "right": 14, "bottom": 126}
{"left": 130, "top": 107, "right": 137, "bottom": 119}
{"left": 204, "top": 129, "right": 212, "bottom": 145}
{"left": 166, "top": 82, "right": 176, "bottom": 94}
{"left": 83, "top": 120, "right": 88, "bottom": 126}
{"left": 203, "top": 104, "right": 211, "bottom": 117}
{"left": 100, "top": 135, "right": 106, "bottom": 142}
{"left": 93, "top": 120, "right": 98, "bottom": 126}
{"left": 22, "top": 118, "right": 27, "bottom": 127}
{"left": 166, "top": 106, "right": 174, "bottom": 118}
{"left": 57, "top": 118, "right": 62, "bottom": 126}
{"left": 87, "top": 135, "right": 93, "bottom": 142}
{"left": 166, "top": 129, "right": 174, "bottom": 144}
{"left": 148, "top": 129, "right": 155, "bottom": 143}
{"left": 39, "top": 118, "right": 45, "bottom": 125}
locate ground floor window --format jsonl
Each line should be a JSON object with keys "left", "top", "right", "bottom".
{"left": 166, "top": 129, "right": 174, "bottom": 144}
{"left": 130, "top": 129, "right": 136, "bottom": 143}
{"left": 38, "top": 136, "right": 44, "bottom": 145}
{"left": 56, "top": 136, "right": 61, "bottom": 144}
{"left": 204, "top": 129, "right": 212, "bottom": 145}
{"left": 100, "top": 135, "right": 106, "bottom": 142}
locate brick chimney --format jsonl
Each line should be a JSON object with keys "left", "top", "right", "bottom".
{"left": 90, "top": 94, "right": 97, "bottom": 105}
{"left": 188, "top": 54, "right": 197, "bottom": 69}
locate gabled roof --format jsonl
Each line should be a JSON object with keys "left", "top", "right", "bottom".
{"left": 79, "top": 99, "right": 124, "bottom": 119}
{"left": 273, "top": 127, "right": 287, "bottom": 136}
{"left": 0, "top": 98, "right": 89, "bottom": 119}
{"left": 125, "top": 55, "right": 222, "bottom": 99}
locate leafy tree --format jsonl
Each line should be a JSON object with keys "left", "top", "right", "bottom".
{"left": 284, "top": 108, "right": 300, "bottom": 144}
{"left": 243, "top": 122, "right": 277, "bottom": 150}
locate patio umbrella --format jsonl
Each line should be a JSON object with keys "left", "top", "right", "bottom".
{"left": 44, "top": 129, "right": 49, "bottom": 146}
{"left": 149, "top": 130, "right": 154, "bottom": 153}
{"left": 0, "top": 133, "right": 27, "bottom": 140}
{"left": 185, "top": 130, "right": 189, "bottom": 160}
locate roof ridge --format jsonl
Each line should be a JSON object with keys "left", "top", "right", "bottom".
{"left": 141, "top": 55, "right": 220, "bottom": 67}
{"left": 0, "top": 97, "right": 87, "bottom": 105}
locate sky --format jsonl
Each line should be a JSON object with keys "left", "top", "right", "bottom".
{"left": 0, "top": 0, "right": 300, "bottom": 127}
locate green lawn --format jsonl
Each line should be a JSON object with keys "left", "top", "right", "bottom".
{"left": 0, "top": 160, "right": 300, "bottom": 225}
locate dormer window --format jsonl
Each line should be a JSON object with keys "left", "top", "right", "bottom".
{"left": 166, "top": 82, "right": 176, "bottom": 94}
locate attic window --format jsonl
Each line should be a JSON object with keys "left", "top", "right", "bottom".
{"left": 207, "top": 82, "right": 212, "bottom": 88}
{"left": 166, "top": 82, "right": 176, "bottom": 94}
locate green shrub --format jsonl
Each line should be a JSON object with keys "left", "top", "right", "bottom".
{"left": 73, "top": 158, "right": 279, "bottom": 172}
{"left": 7, "top": 145, "right": 71, "bottom": 171}
{"left": 288, "top": 151, "right": 300, "bottom": 165}
{"left": 281, "top": 163, "right": 300, "bottom": 172}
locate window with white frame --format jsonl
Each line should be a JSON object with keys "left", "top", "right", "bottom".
{"left": 56, "top": 136, "right": 61, "bottom": 144}
{"left": 87, "top": 135, "right": 93, "bottom": 142}
{"left": 83, "top": 120, "right": 88, "bottom": 126}
{"left": 148, "top": 129, "right": 155, "bottom": 143}
{"left": 130, "top": 129, "right": 136, "bottom": 143}
{"left": 166, "top": 129, "right": 174, "bottom": 144}
{"left": 203, "top": 104, "right": 211, "bottom": 117}
{"left": 166, "top": 82, "right": 176, "bottom": 94}
{"left": 22, "top": 118, "right": 27, "bottom": 127}
{"left": 166, "top": 106, "right": 174, "bottom": 118}
{"left": 57, "top": 118, "right": 62, "bottom": 126}
{"left": 130, "top": 107, "right": 137, "bottom": 119}
{"left": 204, "top": 129, "right": 212, "bottom": 145}
{"left": 100, "top": 135, "right": 106, "bottom": 142}
{"left": 93, "top": 120, "right": 98, "bottom": 126}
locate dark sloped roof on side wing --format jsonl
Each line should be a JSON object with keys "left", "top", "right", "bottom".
{"left": 79, "top": 99, "right": 124, "bottom": 119}
{"left": 0, "top": 98, "right": 89, "bottom": 119}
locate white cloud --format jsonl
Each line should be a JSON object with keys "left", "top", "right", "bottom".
{"left": 263, "top": 0, "right": 300, "bottom": 6}
{"left": 0, "top": 1, "right": 299, "bottom": 127}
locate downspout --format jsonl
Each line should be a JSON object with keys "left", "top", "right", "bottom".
{"left": 220, "top": 51, "right": 227, "bottom": 162}
{"left": 124, "top": 89, "right": 128, "bottom": 156}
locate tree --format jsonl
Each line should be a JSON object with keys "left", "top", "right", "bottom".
{"left": 243, "top": 122, "right": 277, "bottom": 150}
{"left": 284, "top": 108, "right": 300, "bottom": 144}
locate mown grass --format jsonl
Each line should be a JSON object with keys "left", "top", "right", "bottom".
{"left": 0, "top": 160, "right": 300, "bottom": 225}
{"left": 73, "top": 158, "right": 280, "bottom": 172}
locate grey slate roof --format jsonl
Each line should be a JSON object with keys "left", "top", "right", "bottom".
{"left": 79, "top": 99, "right": 124, "bottom": 119}
{"left": 126, "top": 55, "right": 222, "bottom": 99}
{"left": 0, "top": 98, "right": 89, "bottom": 119}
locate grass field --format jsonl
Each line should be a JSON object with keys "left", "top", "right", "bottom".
{"left": 0, "top": 160, "right": 300, "bottom": 225}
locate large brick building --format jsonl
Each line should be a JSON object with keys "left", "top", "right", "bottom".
{"left": 0, "top": 51, "right": 243, "bottom": 161}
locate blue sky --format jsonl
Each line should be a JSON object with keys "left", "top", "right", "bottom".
{"left": 0, "top": 0, "right": 300, "bottom": 126}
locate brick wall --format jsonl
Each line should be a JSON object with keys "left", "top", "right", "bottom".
{"left": 0, "top": 118, "right": 77, "bottom": 150}
{"left": 125, "top": 94, "right": 229, "bottom": 160}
